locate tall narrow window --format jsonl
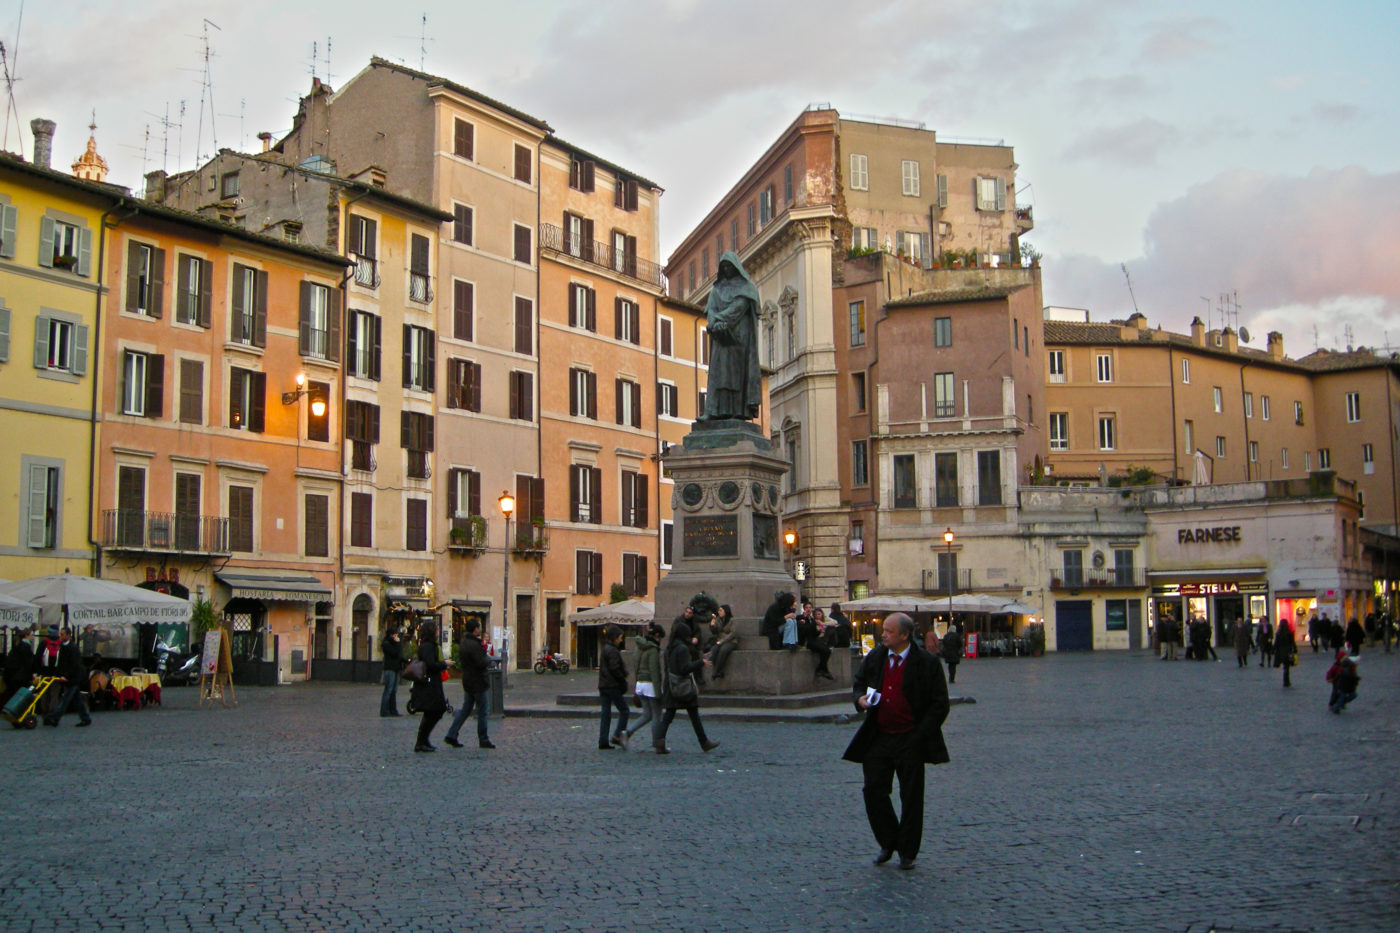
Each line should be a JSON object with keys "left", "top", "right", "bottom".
{"left": 350, "top": 493, "right": 373, "bottom": 548}
{"left": 1346, "top": 392, "right": 1361, "bottom": 422}
{"left": 299, "top": 282, "right": 338, "bottom": 361}
{"left": 513, "top": 144, "right": 532, "bottom": 183}
{"left": 1096, "top": 353, "right": 1113, "bottom": 383}
{"left": 513, "top": 225, "right": 532, "bottom": 264}
{"left": 1213, "top": 386, "right": 1223, "bottom": 413}
{"left": 933, "top": 373, "right": 955, "bottom": 418}
{"left": 348, "top": 310, "right": 381, "bottom": 380}
{"left": 125, "top": 242, "right": 165, "bottom": 317}
{"left": 851, "top": 440, "right": 868, "bottom": 486}
{"left": 892, "top": 454, "right": 916, "bottom": 509}
{"left": 304, "top": 494, "right": 329, "bottom": 557}
{"left": 514, "top": 297, "right": 533, "bottom": 355}
{"left": 1098, "top": 415, "right": 1116, "bottom": 450}
{"left": 901, "top": 160, "right": 920, "bottom": 196}
{"left": 179, "top": 359, "right": 203, "bottom": 425}
{"left": 935, "top": 453, "right": 958, "bottom": 507}
{"left": 229, "top": 264, "right": 264, "bottom": 342}
{"left": 849, "top": 300, "right": 865, "bottom": 347}
{"left": 227, "top": 485, "right": 254, "bottom": 553}
{"left": 849, "top": 154, "right": 868, "bottom": 191}
{"left": 1049, "top": 413, "right": 1068, "bottom": 451}
{"left": 1048, "top": 350, "right": 1065, "bottom": 382}
{"left": 1062, "top": 550, "right": 1084, "bottom": 587}
{"left": 934, "top": 317, "right": 952, "bottom": 348}
{"left": 409, "top": 235, "right": 431, "bottom": 303}
{"left": 177, "top": 255, "right": 212, "bottom": 328}
{"left": 853, "top": 373, "right": 867, "bottom": 413}
{"left": 977, "top": 450, "right": 1002, "bottom": 506}
{"left": 453, "top": 204, "right": 473, "bottom": 245}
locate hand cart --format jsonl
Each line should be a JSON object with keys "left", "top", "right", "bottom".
{"left": 3, "top": 676, "right": 61, "bottom": 730}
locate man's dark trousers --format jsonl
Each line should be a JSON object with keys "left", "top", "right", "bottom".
{"left": 861, "top": 731, "right": 924, "bottom": 860}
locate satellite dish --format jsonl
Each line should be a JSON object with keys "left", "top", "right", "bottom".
{"left": 1239, "top": 326, "right": 1251, "bottom": 343}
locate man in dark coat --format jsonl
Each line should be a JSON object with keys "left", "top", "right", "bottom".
{"left": 761, "top": 592, "right": 797, "bottom": 650}
{"left": 843, "top": 612, "right": 949, "bottom": 870}
{"left": 828, "top": 604, "right": 853, "bottom": 649}
{"left": 44, "top": 628, "right": 92, "bottom": 727}
{"left": 1, "top": 624, "right": 35, "bottom": 709}
{"left": 443, "top": 619, "right": 494, "bottom": 749}
{"left": 379, "top": 626, "right": 405, "bottom": 717}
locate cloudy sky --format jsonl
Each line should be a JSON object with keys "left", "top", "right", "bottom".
{"left": 6, "top": 0, "right": 1396, "bottom": 357}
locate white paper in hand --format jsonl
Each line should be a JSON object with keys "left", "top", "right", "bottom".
{"left": 865, "top": 686, "right": 881, "bottom": 706}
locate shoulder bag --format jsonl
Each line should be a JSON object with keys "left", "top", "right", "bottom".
{"left": 401, "top": 658, "right": 426, "bottom": 683}
{"left": 665, "top": 671, "right": 697, "bottom": 704}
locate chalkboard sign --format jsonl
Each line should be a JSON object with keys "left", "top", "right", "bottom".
{"left": 198, "top": 627, "right": 237, "bottom": 708}
{"left": 684, "top": 514, "right": 739, "bottom": 557}
{"left": 201, "top": 630, "right": 221, "bottom": 677}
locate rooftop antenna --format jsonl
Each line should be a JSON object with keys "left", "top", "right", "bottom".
{"left": 1120, "top": 263, "right": 1140, "bottom": 315}
{"left": 219, "top": 97, "right": 246, "bottom": 152}
{"left": 193, "top": 19, "right": 221, "bottom": 164}
{"left": 1344, "top": 325, "right": 1354, "bottom": 352}
{"left": 147, "top": 102, "right": 184, "bottom": 174}
{"left": 324, "top": 37, "right": 334, "bottom": 88}
{"left": 396, "top": 14, "right": 434, "bottom": 71}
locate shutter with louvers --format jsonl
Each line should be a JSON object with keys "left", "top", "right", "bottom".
{"left": 591, "top": 553, "right": 603, "bottom": 595}
{"left": 402, "top": 325, "right": 413, "bottom": 388}
{"left": 569, "top": 369, "right": 578, "bottom": 416}
{"left": 587, "top": 372, "right": 596, "bottom": 420}
{"left": 589, "top": 467, "right": 601, "bottom": 525}
{"left": 197, "top": 259, "right": 212, "bottom": 328}
{"left": 0, "top": 203, "right": 16, "bottom": 258}
{"left": 0, "top": 304, "right": 9, "bottom": 362}
{"left": 71, "top": 324, "right": 89, "bottom": 375}
{"left": 467, "top": 362, "right": 481, "bottom": 412}
{"left": 411, "top": 235, "right": 429, "bottom": 275}
{"left": 582, "top": 219, "right": 594, "bottom": 262}
{"left": 400, "top": 411, "right": 411, "bottom": 449}
{"left": 251, "top": 270, "right": 266, "bottom": 345}
{"left": 630, "top": 381, "right": 641, "bottom": 428}
{"left": 636, "top": 556, "right": 648, "bottom": 595}
{"left": 586, "top": 289, "right": 596, "bottom": 332}
{"left": 615, "top": 379, "right": 624, "bottom": 425}
{"left": 576, "top": 551, "right": 590, "bottom": 593}
{"left": 569, "top": 466, "right": 581, "bottom": 522}
{"left": 125, "top": 242, "right": 142, "bottom": 313}
{"left": 346, "top": 312, "right": 359, "bottom": 372}
{"left": 230, "top": 265, "right": 245, "bottom": 341}
{"left": 995, "top": 177, "right": 1007, "bottom": 211}
{"left": 514, "top": 225, "right": 531, "bottom": 264}
{"left": 515, "top": 298, "right": 532, "bottom": 354}
{"left": 614, "top": 298, "right": 623, "bottom": 339}
{"left": 327, "top": 289, "right": 341, "bottom": 362}
{"left": 517, "top": 474, "right": 533, "bottom": 527}
{"left": 369, "top": 315, "right": 382, "bottom": 380}
{"left": 368, "top": 404, "right": 380, "bottom": 443}
{"left": 621, "top": 473, "right": 633, "bottom": 527}
{"left": 446, "top": 469, "right": 460, "bottom": 517}
{"left": 424, "top": 331, "right": 435, "bottom": 391}
{"left": 77, "top": 227, "right": 94, "bottom": 276}
{"left": 180, "top": 359, "right": 202, "bottom": 424}
{"left": 249, "top": 372, "right": 266, "bottom": 432}
{"left": 27, "top": 463, "right": 50, "bottom": 547}
{"left": 569, "top": 285, "right": 578, "bottom": 328}
{"left": 509, "top": 372, "right": 519, "bottom": 419}
{"left": 146, "top": 354, "right": 165, "bottom": 418}
{"left": 447, "top": 360, "right": 461, "bottom": 409}
{"left": 467, "top": 470, "right": 480, "bottom": 517}
{"left": 636, "top": 483, "right": 648, "bottom": 528}
{"left": 38, "top": 217, "right": 56, "bottom": 268}
{"left": 151, "top": 248, "right": 166, "bottom": 318}
{"left": 298, "top": 281, "right": 313, "bottom": 355}
{"left": 305, "top": 495, "right": 329, "bottom": 557}
{"left": 937, "top": 174, "right": 948, "bottom": 208}
{"left": 454, "top": 281, "right": 473, "bottom": 340}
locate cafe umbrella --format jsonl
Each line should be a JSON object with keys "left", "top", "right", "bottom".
{"left": 0, "top": 591, "right": 40, "bottom": 628}
{"left": 0, "top": 573, "right": 191, "bottom": 629}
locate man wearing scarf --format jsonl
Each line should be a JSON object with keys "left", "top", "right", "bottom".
{"left": 701, "top": 251, "right": 762, "bottom": 422}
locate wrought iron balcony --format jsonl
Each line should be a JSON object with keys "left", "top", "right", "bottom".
{"left": 1050, "top": 567, "right": 1148, "bottom": 590}
{"left": 511, "top": 523, "right": 549, "bottom": 557}
{"left": 921, "top": 568, "right": 971, "bottom": 595}
{"left": 101, "top": 510, "right": 230, "bottom": 555}
{"left": 447, "top": 515, "right": 489, "bottom": 555}
{"left": 539, "top": 223, "right": 663, "bottom": 288}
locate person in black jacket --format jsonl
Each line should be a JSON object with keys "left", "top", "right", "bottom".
{"left": 1, "top": 624, "right": 35, "bottom": 709}
{"left": 653, "top": 619, "right": 718, "bottom": 754}
{"left": 941, "top": 624, "right": 964, "bottom": 685}
{"left": 799, "top": 608, "right": 834, "bottom": 680}
{"left": 380, "top": 626, "right": 405, "bottom": 717}
{"left": 43, "top": 628, "right": 92, "bottom": 728}
{"left": 844, "top": 613, "right": 949, "bottom": 870}
{"left": 409, "top": 621, "right": 450, "bottom": 753}
{"left": 444, "top": 619, "right": 494, "bottom": 749}
{"left": 828, "top": 604, "right": 853, "bottom": 649}
{"left": 761, "top": 591, "right": 797, "bottom": 650}
{"left": 597, "top": 624, "right": 630, "bottom": 750}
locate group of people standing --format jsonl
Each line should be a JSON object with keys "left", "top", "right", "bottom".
{"left": 1, "top": 624, "right": 93, "bottom": 728}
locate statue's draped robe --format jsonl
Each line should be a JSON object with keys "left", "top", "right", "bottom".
{"left": 702, "top": 252, "right": 762, "bottom": 421}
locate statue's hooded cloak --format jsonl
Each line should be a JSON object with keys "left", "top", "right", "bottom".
{"left": 703, "top": 251, "right": 762, "bottom": 420}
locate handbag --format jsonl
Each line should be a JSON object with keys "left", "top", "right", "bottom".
{"left": 401, "top": 659, "right": 426, "bottom": 683}
{"left": 666, "top": 671, "right": 697, "bottom": 704}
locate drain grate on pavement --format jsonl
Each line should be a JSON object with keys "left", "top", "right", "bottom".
{"left": 1289, "top": 813, "right": 1361, "bottom": 828}
{"left": 1302, "top": 791, "right": 1371, "bottom": 804}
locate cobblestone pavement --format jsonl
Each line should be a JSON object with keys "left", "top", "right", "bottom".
{"left": 3, "top": 648, "right": 1396, "bottom": 932}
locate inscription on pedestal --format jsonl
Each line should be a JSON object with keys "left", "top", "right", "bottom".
{"left": 684, "top": 515, "right": 739, "bottom": 557}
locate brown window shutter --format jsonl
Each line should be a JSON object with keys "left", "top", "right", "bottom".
{"left": 150, "top": 248, "right": 166, "bottom": 318}
{"left": 446, "top": 469, "right": 460, "bottom": 517}
{"left": 402, "top": 325, "right": 413, "bottom": 388}
{"left": 509, "top": 372, "right": 520, "bottom": 419}
{"left": 614, "top": 297, "right": 623, "bottom": 339}
{"left": 424, "top": 331, "right": 435, "bottom": 391}
{"left": 229, "top": 265, "right": 244, "bottom": 341}
{"left": 454, "top": 281, "right": 473, "bottom": 340}
{"left": 515, "top": 297, "right": 532, "bottom": 354}
{"left": 615, "top": 378, "right": 624, "bottom": 425}
{"left": 305, "top": 495, "right": 329, "bottom": 557}
{"left": 631, "top": 381, "right": 641, "bottom": 428}
{"left": 569, "top": 466, "right": 581, "bottom": 522}
{"left": 587, "top": 372, "right": 597, "bottom": 420}
{"left": 327, "top": 289, "right": 341, "bottom": 362}
{"left": 125, "top": 242, "right": 141, "bottom": 313}
{"left": 251, "top": 270, "right": 266, "bottom": 345}
{"left": 636, "top": 483, "right": 648, "bottom": 527}
{"left": 576, "top": 550, "right": 589, "bottom": 591}
{"left": 411, "top": 235, "right": 429, "bottom": 275}
{"left": 298, "top": 282, "right": 312, "bottom": 355}
{"left": 468, "top": 470, "right": 480, "bottom": 517}
{"left": 347, "top": 217, "right": 362, "bottom": 255}
{"left": 621, "top": 473, "right": 633, "bottom": 526}
{"left": 582, "top": 219, "right": 594, "bottom": 261}
{"left": 249, "top": 372, "right": 266, "bottom": 432}
{"left": 531, "top": 476, "right": 545, "bottom": 526}
{"left": 586, "top": 288, "right": 596, "bottom": 331}
{"left": 146, "top": 354, "right": 165, "bottom": 419}
{"left": 569, "top": 285, "right": 578, "bottom": 328}
{"left": 447, "top": 360, "right": 462, "bottom": 409}
{"left": 468, "top": 362, "right": 481, "bottom": 412}
{"left": 514, "top": 144, "right": 531, "bottom": 183}
{"left": 589, "top": 466, "right": 601, "bottom": 525}
{"left": 179, "top": 359, "right": 202, "bottom": 425}
{"left": 591, "top": 552, "right": 603, "bottom": 594}
{"left": 630, "top": 303, "right": 641, "bottom": 346}
{"left": 637, "top": 556, "right": 648, "bottom": 595}
{"left": 514, "top": 225, "right": 531, "bottom": 264}
{"left": 584, "top": 161, "right": 595, "bottom": 192}
{"left": 400, "top": 410, "right": 412, "bottom": 449}
{"left": 569, "top": 368, "right": 579, "bottom": 415}
{"left": 345, "top": 401, "right": 360, "bottom": 442}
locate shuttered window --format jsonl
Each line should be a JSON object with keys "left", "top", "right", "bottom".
{"left": 179, "top": 359, "right": 203, "bottom": 424}
{"left": 514, "top": 297, "right": 533, "bottom": 354}
{"left": 622, "top": 554, "right": 648, "bottom": 597}
{"left": 513, "top": 224, "right": 532, "bottom": 264}
{"left": 453, "top": 119, "right": 474, "bottom": 160}
{"left": 513, "top": 144, "right": 532, "bottom": 183}
{"left": 227, "top": 485, "right": 255, "bottom": 552}
{"left": 453, "top": 281, "right": 473, "bottom": 340}
{"left": 406, "top": 498, "right": 428, "bottom": 551}
{"left": 575, "top": 551, "right": 603, "bottom": 595}
{"left": 570, "top": 465, "right": 602, "bottom": 524}
{"left": 350, "top": 492, "right": 373, "bottom": 548}
{"left": 509, "top": 371, "right": 533, "bottom": 421}
{"left": 304, "top": 494, "right": 329, "bottom": 557}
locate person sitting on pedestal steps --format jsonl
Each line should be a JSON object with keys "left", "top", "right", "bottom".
{"left": 799, "top": 607, "right": 834, "bottom": 680}
{"left": 761, "top": 592, "right": 797, "bottom": 650}
{"left": 707, "top": 605, "right": 740, "bottom": 680}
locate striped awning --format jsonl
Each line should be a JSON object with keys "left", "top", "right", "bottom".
{"left": 216, "top": 571, "right": 332, "bottom": 603}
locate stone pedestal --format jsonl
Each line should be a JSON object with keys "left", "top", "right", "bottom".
{"left": 654, "top": 420, "right": 835, "bottom": 696}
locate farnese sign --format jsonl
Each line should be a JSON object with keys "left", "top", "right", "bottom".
{"left": 1177, "top": 526, "right": 1242, "bottom": 544}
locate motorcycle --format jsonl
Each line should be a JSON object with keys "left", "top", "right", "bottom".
{"left": 533, "top": 650, "right": 570, "bottom": 674}
{"left": 154, "top": 638, "right": 200, "bottom": 686}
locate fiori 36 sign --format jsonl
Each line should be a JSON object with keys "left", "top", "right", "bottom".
{"left": 1178, "top": 526, "right": 1242, "bottom": 544}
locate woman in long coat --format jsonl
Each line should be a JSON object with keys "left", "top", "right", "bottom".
{"left": 653, "top": 620, "right": 718, "bottom": 755}
{"left": 1273, "top": 619, "right": 1297, "bottom": 688}
{"left": 410, "top": 621, "right": 450, "bottom": 752}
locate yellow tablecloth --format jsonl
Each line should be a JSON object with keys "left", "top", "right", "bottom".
{"left": 111, "top": 673, "right": 161, "bottom": 692}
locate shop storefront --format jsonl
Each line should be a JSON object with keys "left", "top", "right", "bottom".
{"left": 215, "top": 570, "right": 332, "bottom": 684}
{"left": 1148, "top": 572, "right": 1268, "bottom": 646}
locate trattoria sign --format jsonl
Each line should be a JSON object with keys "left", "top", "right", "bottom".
{"left": 1177, "top": 526, "right": 1242, "bottom": 544}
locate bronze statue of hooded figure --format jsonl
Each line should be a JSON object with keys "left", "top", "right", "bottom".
{"left": 701, "top": 251, "right": 762, "bottom": 422}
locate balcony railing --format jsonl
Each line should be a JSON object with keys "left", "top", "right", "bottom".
{"left": 539, "top": 223, "right": 663, "bottom": 288}
{"left": 447, "top": 515, "right": 489, "bottom": 554}
{"left": 352, "top": 254, "right": 380, "bottom": 288}
{"left": 101, "top": 510, "right": 230, "bottom": 555}
{"left": 408, "top": 272, "right": 432, "bottom": 304}
{"left": 1050, "top": 567, "right": 1148, "bottom": 590}
{"left": 921, "top": 568, "right": 971, "bottom": 595}
{"left": 511, "top": 523, "right": 549, "bottom": 557}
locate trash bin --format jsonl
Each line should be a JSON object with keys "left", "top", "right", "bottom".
{"left": 486, "top": 660, "right": 504, "bottom": 717}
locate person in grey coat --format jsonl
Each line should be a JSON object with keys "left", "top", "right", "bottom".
{"left": 625, "top": 623, "right": 664, "bottom": 746}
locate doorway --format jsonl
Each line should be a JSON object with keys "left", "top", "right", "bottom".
{"left": 1055, "top": 600, "right": 1093, "bottom": 651}
{"left": 514, "top": 594, "right": 534, "bottom": 670}
{"left": 1214, "top": 595, "right": 1244, "bottom": 647}
{"left": 546, "top": 598, "right": 564, "bottom": 654}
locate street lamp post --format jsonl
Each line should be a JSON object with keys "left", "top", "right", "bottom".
{"left": 943, "top": 527, "right": 955, "bottom": 637}
{"left": 498, "top": 491, "right": 515, "bottom": 689}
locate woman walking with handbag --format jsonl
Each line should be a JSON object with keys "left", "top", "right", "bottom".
{"left": 653, "top": 619, "right": 718, "bottom": 755}
{"left": 409, "top": 621, "right": 451, "bottom": 753}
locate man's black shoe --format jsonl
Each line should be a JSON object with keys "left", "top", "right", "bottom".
{"left": 443, "top": 737, "right": 464, "bottom": 748}
{"left": 479, "top": 740, "right": 496, "bottom": 749}
{"left": 76, "top": 720, "right": 92, "bottom": 727}
{"left": 598, "top": 743, "right": 615, "bottom": 750}
{"left": 873, "top": 848, "right": 894, "bottom": 865}
{"left": 898, "top": 857, "right": 916, "bottom": 870}
{"left": 413, "top": 744, "right": 436, "bottom": 753}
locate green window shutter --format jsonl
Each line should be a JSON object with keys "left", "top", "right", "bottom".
{"left": 0, "top": 304, "right": 9, "bottom": 362}
{"left": 27, "top": 463, "right": 50, "bottom": 547}
{"left": 72, "top": 324, "right": 90, "bottom": 375}
{"left": 77, "top": 226, "right": 94, "bottom": 276}
{"left": 38, "top": 216, "right": 56, "bottom": 267}
{"left": 0, "top": 203, "right": 16, "bottom": 258}
{"left": 33, "top": 315, "right": 50, "bottom": 369}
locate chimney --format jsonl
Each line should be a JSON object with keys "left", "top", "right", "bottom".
{"left": 1130, "top": 312, "right": 1148, "bottom": 332}
{"left": 1189, "top": 316, "right": 1205, "bottom": 346}
{"left": 257, "top": 132, "right": 272, "bottom": 153}
{"left": 31, "top": 118, "right": 56, "bottom": 169}
{"left": 1222, "top": 327, "right": 1238, "bottom": 353}
{"left": 1267, "top": 331, "right": 1284, "bottom": 361}
{"left": 144, "top": 170, "right": 167, "bottom": 202}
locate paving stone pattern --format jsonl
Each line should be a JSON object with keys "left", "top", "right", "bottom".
{"left": 3, "top": 649, "right": 1396, "bottom": 932}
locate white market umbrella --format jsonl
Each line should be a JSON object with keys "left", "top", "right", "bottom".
{"left": 839, "top": 595, "right": 941, "bottom": 614}
{"left": 567, "top": 599, "right": 655, "bottom": 627}
{"left": 991, "top": 600, "right": 1041, "bottom": 616}
{"left": 0, "top": 573, "right": 190, "bottom": 628}
{"left": 0, "top": 591, "right": 39, "bottom": 627}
